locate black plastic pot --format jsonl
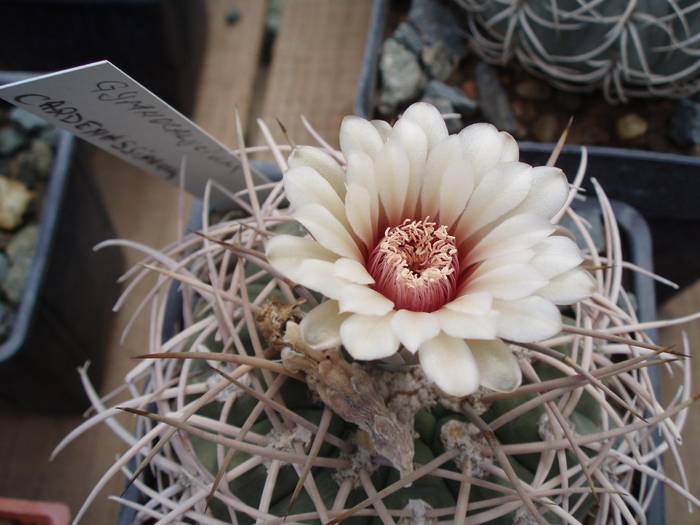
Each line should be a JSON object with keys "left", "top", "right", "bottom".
{"left": 0, "top": 73, "right": 124, "bottom": 413}
{"left": 0, "top": 0, "right": 206, "bottom": 114}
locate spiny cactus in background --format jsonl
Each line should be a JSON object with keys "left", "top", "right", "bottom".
{"left": 55, "top": 110, "right": 700, "bottom": 525}
{"left": 456, "top": 0, "right": 700, "bottom": 102}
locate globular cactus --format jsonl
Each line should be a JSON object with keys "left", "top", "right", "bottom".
{"left": 455, "top": 0, "right": 700, "bottom": 102}
{"left": 57, "top": 106, "right": 698, "bottom": 525}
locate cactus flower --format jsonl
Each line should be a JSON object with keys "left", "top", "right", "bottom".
{"left": 266, "top": 102, "right": 594, "bottom": 397}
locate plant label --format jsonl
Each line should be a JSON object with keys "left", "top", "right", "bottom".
{"left": 0, "top": 61, "right": 267, "bottom": 205}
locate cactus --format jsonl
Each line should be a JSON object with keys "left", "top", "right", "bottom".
{"left": 455, "top": 0, "right": 700, "bottom": 102}
{"left": 56, "top": 111, "right": 699, "bottom": 525}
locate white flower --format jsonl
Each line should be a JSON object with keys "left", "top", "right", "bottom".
{"left": 266, "top": 102, "right": 594, "bottom": 397}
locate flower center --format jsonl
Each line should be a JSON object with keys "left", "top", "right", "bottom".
{"left": 367, "top": 218, "right": 459, "bottom": 312}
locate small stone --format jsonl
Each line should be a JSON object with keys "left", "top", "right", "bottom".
{"left": 30, "top": 139, "right": 53, "bottom": 176}
{"left": 0, "top": 176, "right": 32, "bottom": 230}
{"left": 3, "top": 258, "right": 32, "bottom": 303}
{"left": 3, "top": 224, "right": 39, "bottom": 303}
{"left": 8, "top": 155, "right": 27, "bottom": 185}
{"left": 424, "top": 80, "right": 478, "bottom": 114}
{"left": 0, "top": 126, "right": 25, "bottom": 156}
{"left": 393, "top": 22, "right": 423, "bottom": 56}
{"left": 515, "top": 79, "right": 551, "bottom": 100}
{"left": 9, "top": 107, "right": 47, "bottom": 132}
{"left": 421, "top": 41, "right": 457, "bottom": 81}
{"left": 616, "top": 113, "right": 648, "bottom": 140}
{"left": 668, "top": 98, "right": 700, "bottom": 147}
{"left": 462, "top": 79, "right": 478, "bottom": 100}
{"left": 379, "top": 39, "right": 427, "bottom": 115}
{"left": 7, "top": 224, "right": 39, "bottom": 261}
{"left": 533, "top": 114, "right": 560, "bottom": 143}
{"left": 475, "top": 62, "right": 519, "bottom": 135}
{"left": 10, "top": 138, "right": 54, "bottom": 187}
{"left": 408, "top": 0, "right": 467, "bottom": 60}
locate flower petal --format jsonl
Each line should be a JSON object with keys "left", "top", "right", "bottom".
{"left": 510, "top": 166, "right": 568, "bottom": 219}
{"left": 467, "top": 263, "right": 547, "bottom": 300}
{"left": 467, "top": 214, "right": 555, "bottom": 264}
{"left": 420, "top": 135, "right": 462, "bottom": 219}
{"left": 418, "top": 333, "right": 480, "bottom": 397}
{"left": 390, "top": 310, "right": 441, "bottom": 353}
{"left": 346, "top": 152, "right": 379, "bottom": 227}
{"left": 435, "top": 308, "right": 498, "bottom": 339}
{"left": 445, "top": 292, "right": 493, "bottom": 315}
{"left": 500, "top": 132, "right": 519, "bottom": 163}
{"left": 537, "top": 268, "right": 595, "bottom": 304}
{"left": 334, "top": 257, "right": 375, "bottom": 284}
{"left": 471, "top": 249, "right": 535, "bottom": 271}
{"left": 266, "top": 234, "right": 337, "bottom": 282}
{"left": 375, "top": 140, "right": 410, "bottom": 225}
{"left": 344, "top": 183, "right": 376, "bottom": 248}
{"left": 438, "top": 158, "right": 475, "bottom": 229}
{"left": 454, "top": 162, "right": 532, "bottom": 241}
{"left": 469, "top": 339, "right": 522, "bottom": 392}
{"left": 493, "top": 296, "right": 562, "bottom": 342}
{"left": 284, "top": 166, "right": 346, "bottom": 223}
{"left": 339, "top": 116, "right": 383, "bottom": 158}
{"left": 338, "top": 284, "right": 394, "bottom": 315}
{"left": 295, "top": 204, "right": 362, "bottom": 260}
{"left": 288, "top": 146, "right": 346, "bottom": 197}
{"left": 296, "top": 259, "right": 347, "bottom": 300}
{"left": 340, "top": 313, "right": 399, "bottom": 360}
{"left": 371, "top": 119, "right": 392, "bottom": 142}
{"left": 458, "top": 124, "right": 518, "bottom": 183}
{"left": 390, "top": 118, "right": 428, "bottom": 218}
{"left": 531, "top": 236, "right": 583, "bottom": 279}
{"left": 401, "top": 102, "right": 448, "bottom": 148}
{"left": 300, "top": 300, "right": 350, "bottom": 350}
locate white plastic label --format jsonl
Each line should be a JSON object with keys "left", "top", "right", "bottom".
{"left": 0, "top": 61, "right": 266, "bottom": 204}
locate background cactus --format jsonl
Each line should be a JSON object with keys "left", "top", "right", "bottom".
{"left": 455, "top": 0, "right": 700, "bottom": 102}
{"left": 55, "top": 122, "right": 698, "bottom": 524}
